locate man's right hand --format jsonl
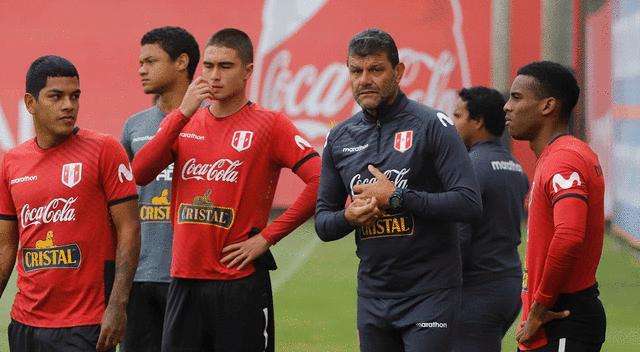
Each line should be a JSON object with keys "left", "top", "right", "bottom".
{"left": 344, "top": 197, "right": 384, "bottom": 227}
{"left": 179, "top": 77, "right": 214, "bottom": 118}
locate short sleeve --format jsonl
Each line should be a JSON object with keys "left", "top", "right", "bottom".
{"left": 542, "top": 149, "right": 589, "bottom": 206}
{"left": 0, "top": 156, "right": 17, "bottom": 218}
{"left": 99, "top": 136, "right": 139, "bottom": 206}
{"left": 270, "top": 113, "right": 318, "bottom": 171}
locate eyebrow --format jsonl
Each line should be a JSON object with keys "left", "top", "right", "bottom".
{"left": 45, "top": 88, "right": 81, "bottom": 95}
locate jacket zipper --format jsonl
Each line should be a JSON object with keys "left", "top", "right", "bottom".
{"left": 376, "top": 119, "right": 381, "bottom": 155}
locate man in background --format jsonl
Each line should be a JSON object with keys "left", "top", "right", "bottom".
{"left": 451, "top": 86, "right": 529, "bottom": 351}
{"left": 505, "top": 61, "right": 606, "bottom": 351}
{"left": 120, "top": 26, "right": 200, "bottom": 352}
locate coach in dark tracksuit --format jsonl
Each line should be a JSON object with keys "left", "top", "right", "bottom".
{"left": 451, "top": 87, "right": 530, "bottom": 352}
{"left": 315, "top": 28, "right": 482, "bottom": 352}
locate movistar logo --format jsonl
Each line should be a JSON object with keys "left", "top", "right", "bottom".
{"left": 552, "top": 172, "right": 581, "bottom": 193}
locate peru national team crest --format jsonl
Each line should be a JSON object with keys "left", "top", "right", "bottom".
{"left": 394, "top": 131, "right": 413, "bottom": 153}
{"left": 232, "top": 131, "right": 253, "bottom": 152}
{"left": 61, "top": 163, "right": 82, "bottom": 188}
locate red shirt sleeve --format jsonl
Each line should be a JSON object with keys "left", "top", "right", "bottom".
{"left": 0, "top": 156, "right": 17, "bottom": 218}
{"left": 99, "top": 136, "right": 139, "bottom": 204}
{"left": 534, "top": 149, "right": 590, "bottom": 307}
{"left": 132, "top": 108, "right": 188, "bottom": 186}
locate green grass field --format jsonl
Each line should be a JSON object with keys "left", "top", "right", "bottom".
{"left": 0, "top": 221, "right": 638, "bottom": 351}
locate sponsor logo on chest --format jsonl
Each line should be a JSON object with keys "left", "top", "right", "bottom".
{"left": 359, "top": 213, "right": 414, "bottom": 240}
{"left": 349, "top": 168, "right": 410, "bottom": 196}
{"left": 177, "top": 189, "right": 234, "bottom": 229}
{"left": 139, "top": 188, "right": 171, "bottom": 223}
{"left": 21, "top": 197, "right": 77, "bottom": 229}
{"left": 181, "top": 158, "right": 242, "bottom": 183}
{"left": 22, "top": 230, "right": 81, "bottom": 272}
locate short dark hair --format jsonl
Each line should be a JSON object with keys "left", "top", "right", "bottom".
{"left": 26, "top": 56, "right": 79, "bottom": 99}
{"left": 458, "top": 86, "right": 506, "bottom": 137}
{"left": 206, "top": 28, "right": 253, "bottom": 65}
{"left": 141, "top": 26, "right": 200, "bottom": 81}
{"left": 517, "top": 61, "right": 580, "bottom": 122}
{"left": 347, "top": 28, "right": 399, "bottom": 67}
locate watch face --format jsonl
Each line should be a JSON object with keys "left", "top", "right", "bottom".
{"left": 390, "top": 196, "right": 401, "bottom": 208}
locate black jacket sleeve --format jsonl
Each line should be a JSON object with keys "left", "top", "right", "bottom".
{"left": 314, "top": 131, "right": 356, "bottom": 242}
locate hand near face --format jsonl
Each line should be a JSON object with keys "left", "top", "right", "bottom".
{"left": 179, "top": 77, "right": 214, "bottom": 118}
{"left": 352, "top": 165, "right": 396, "bottom": 210}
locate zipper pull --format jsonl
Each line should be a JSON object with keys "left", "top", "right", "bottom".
{"left": 377, "top": 120, "right": 381, "bottom": 129}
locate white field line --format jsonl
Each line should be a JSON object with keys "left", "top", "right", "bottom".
{"left": 272, "top": 236, "right": 321, "bottom": 293}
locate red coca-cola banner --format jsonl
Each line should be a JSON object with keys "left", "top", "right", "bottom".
{"left": 0, "top": 0, "right": 491, "bottom": 206}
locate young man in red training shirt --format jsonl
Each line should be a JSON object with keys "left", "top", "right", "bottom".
{"left": 132, "top": 28, "right": 321, "bottom": 352}
{"left": 0, "top": 55, "right": 140, "bottom": 351}
{"left": 504, "top": 61, "right": 606, "bottom": 351}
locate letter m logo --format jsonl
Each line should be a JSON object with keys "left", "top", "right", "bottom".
{"left": 552, "top": 172, "right": 581, "bottom": 193}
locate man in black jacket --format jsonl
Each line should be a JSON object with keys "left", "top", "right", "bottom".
{"left": 315, "top": 28, "right": 482, "bottom": 352}
{"left": 451, "top": 86, "right": 529, "bottom": 352}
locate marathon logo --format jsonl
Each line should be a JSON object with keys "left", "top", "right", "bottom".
{"left": 10, "top": 175, "right": 38, "bottom": 185}
{"left": 177, "top": 189, "right": 234, "bottom": 229}
{"left": 359, "top": 213, "right": 413, "bottom": 240}
{"left": 490, "top": 160, "right": 524, "bottom": 173}
{"left": 139, "top": 189, "right": 171, "bottom": 223}
{"left": 22, "top": 231, "right": 81, "bottom": 272}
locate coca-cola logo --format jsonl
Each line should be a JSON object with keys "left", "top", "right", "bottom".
{"left": 349, "top": 168, "right": 410, "bottom": 196}
{"left": 20, "top": 197, "right": 77, "bottom": 229}
{"left": 181, "top": 158, "right": 242, "bottom": 183}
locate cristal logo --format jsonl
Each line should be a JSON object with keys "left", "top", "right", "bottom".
{"left": 20, "top": 197, "right": 77, "bottom": 229}
{"left": 181, "top": 158, "right": 242, "bottom": 183}
{"left": 349, "top": 168, "right": 410, "bottom": 195}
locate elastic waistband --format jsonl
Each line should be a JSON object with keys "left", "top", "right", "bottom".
{"left": 552, "top": 283, "right": 599, "bottom": 311}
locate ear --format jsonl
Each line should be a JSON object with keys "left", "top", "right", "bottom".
{"left": 394, "top": 62, "right": 405, "bottom": 84}
{"left": 471, "top": 115, "right": 485, "bottom": 131}
{"left": 244, "top": 62, "right": 254, "bottom": 80}
{"left": 176, "top": 53, "right": 189, "bottom": 72}
{"left": 24, "top": 93, "right": 37, "bottom": 115}
{"left": 540, "top": 97, "right": 557, "bottom": 116}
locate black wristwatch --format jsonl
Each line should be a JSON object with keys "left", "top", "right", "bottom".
{"left": 388, "top": 188, "right": 405, "bottom": 212}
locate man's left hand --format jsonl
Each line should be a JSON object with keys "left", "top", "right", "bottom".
{"left": 222, "top": 235, "right": 271, "bottom": 270}
{"left": 352, "top": 165, "right": 396, "bottom": 210}
{"left": 96, "top": 302, "right": 127, "bottom": 351}
{"left": 516, "top": 300, "right": 570, "bottom": 347}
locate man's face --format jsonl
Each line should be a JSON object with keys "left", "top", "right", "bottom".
{"left": 202, "top": 45, "right": 252, "bottom": 103}
{"left": 139, "top": 43, "right": 180, "bottom": 95}
{"left": 26, "top": 76, "right": 80, "bottom": 141}
{"left": 504, "top": 75, "right": 546, "bottom": 141}
{"left": 347, "top": 52, "right": 403, "bottom": 114}
{"left": 452, "top": 98, "right": 473, "bottom": 148}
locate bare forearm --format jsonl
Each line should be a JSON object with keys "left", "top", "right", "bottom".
{"left": 108, "top": 232, "right": 140, "bottom": 307}
{"left": 0, "top": 252, "right": 16, "bottom": 297}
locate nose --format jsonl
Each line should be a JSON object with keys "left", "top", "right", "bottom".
{"left": 61, "top": 96, "right": 74, "bottom": 111}
{"left": 360, "top": 70, "right": 373, "bottom": 85}
{"left": 138, "top": 64, "right": 147, "bottom": 76}
{"left": 503, "top": 99, "right": 511, "bottom": 113}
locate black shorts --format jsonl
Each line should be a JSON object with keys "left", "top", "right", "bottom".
{"left": 357, "top": 287, "right": 461, "bottom": 352}
{"left": 452, "top": 276, "right": 522, "bottom": 352}
{"left": 519, "top": 283, "right": 606, "bottom": 352}
{"left": 8, "top": 319, "right": 114, "bottom": 352}
{"left": 120, "top": 281, "right": 170, "bottom": 352}
{"left": 161, "top": 269, "right": 274, "bottom": 352}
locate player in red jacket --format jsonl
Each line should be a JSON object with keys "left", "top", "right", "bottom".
{"left": 132, "top": 28, "right": 320, "bottom": 352}
{"left": 505, "top": 61, "right": 606, "bottom": 351}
